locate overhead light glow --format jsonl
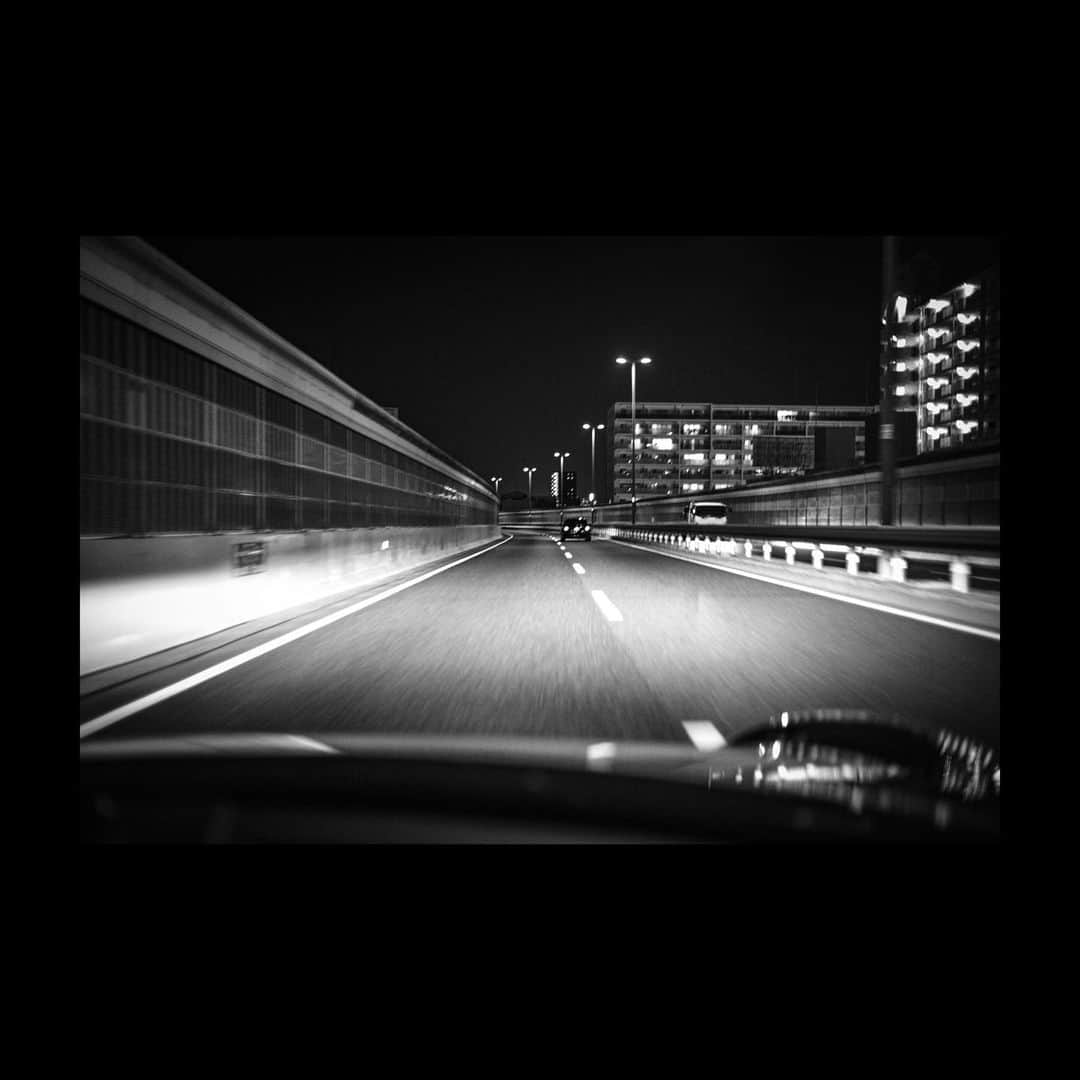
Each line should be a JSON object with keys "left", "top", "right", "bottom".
{"left": 957, "top": 312, "right": 979, "bottom": 325}
{"left": 955, "top": 419, "right": 978, "bottom": 433}
{"left": 956, "top": 394, "right": 978, "bottom": 407}
{"left": 927, "top": 327, "right": 948, "bottom": 340}
{"left": 960, "top": 283, "right": 978, "bottom": 298}
{"left": 925, "top": 401, "right": 946, "bottom": 414}
{"left": 957, "top": 366, "right": 978, "bottom": 380}
{"left": 926, "top": 299, "right": 949, "bottom": 313}
{"left": 956, "top": 339, "right": 978, "bottom": 352}
{"left": 927, "top": 352, "right": 949, "bottom": 364}
{"left": 894, "top": 295, "right": 908, "bottom": 320}
{"left": 926, "top": 376, "right": 949, "bottom": 389}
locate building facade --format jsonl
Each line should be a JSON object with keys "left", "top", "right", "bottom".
{"left": 604, "top": 403, "right": 874, "bottom": 502}
{"left": 550, "top": 469, "right": 577, "bottom": 507}
{"left": 883, "top": 265, "right": 1000, "bottom": 455}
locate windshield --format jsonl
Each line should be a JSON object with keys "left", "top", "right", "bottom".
{"left": 80, "top": 235, "right": 1001, "bottom": 841}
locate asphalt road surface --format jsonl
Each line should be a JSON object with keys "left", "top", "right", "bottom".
{"left": 79, "top": 533, "right": 1000, "bottom": 748}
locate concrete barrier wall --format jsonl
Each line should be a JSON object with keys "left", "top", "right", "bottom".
{"left": 81, "top": 525, "right": 500, "bottom": 676}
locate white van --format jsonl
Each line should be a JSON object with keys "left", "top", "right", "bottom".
{"left": 686, "top": 500, "right": 729, "bottom": 525}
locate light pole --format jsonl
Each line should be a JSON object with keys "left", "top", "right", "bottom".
{"left": 553, "top": 452, "right": 570, "bottom": 509}
{"left": 522, "top": 466, "right": 536, "bottom": 509}
{"left": 582, "top": 422, "right": 605, "bottom": 504}
{"left": 490, "top": 476, "right": 503, "bottom": 497}
{"left": 615, "top": 356, "right": 651, "bottom": 526}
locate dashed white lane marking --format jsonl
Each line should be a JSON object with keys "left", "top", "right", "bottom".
{"left": 607, "top": 538, "right": 1000, "bottom": 643}
{"left": 564, "top": 551, "right": 573, "bottom": 559}
{"left": 682, "top": 721, "right": 727, "bottom": 751}
{"left": 572, "top": 563, "right": 586, "bottom": 575}
{"left": 80, "top": 534, "right": 515, "bottom": 740}
{"left": 590, "top": 590, "right": 623, "bottom": 622}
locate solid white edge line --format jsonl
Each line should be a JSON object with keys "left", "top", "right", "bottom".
{"left": 682, "top": 721, "right": 727, "bottom": 751}
{"left": 80, "top": 534, "right": 515, "bottom": 740}
{"left": 608, "top": 538, "right": 1000, "bottom": 642}
{"left": 590, "top": 590, "right": 623, "bottom": 622}
{"left": 283, "top": 735, "right": 340, "bottom": 754}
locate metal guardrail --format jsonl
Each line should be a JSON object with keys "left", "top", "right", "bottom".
{"left": 595, "top": 524, "right": 998, "bottom": 593}
{"left": 501, "top": 517, "right": 1000, "bottom": 594}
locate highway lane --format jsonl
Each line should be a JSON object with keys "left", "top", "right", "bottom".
{"left": 79, "top": 533, "right": 1000, "bottom": 747}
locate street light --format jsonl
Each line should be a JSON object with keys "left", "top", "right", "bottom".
{"left": 522, "top": 466, "right": 536, "bottom": 509}
{"left": 490, "top": 476, "right": 503, "bottom": 496}
{"left": 553, "top": 452, "right": 570, "bottom": 509}
{"left": 615, "top": 356, "right": 651, "bottom": 525}
{"left": 582, "top": 422, "right": 605, "bottom": 506}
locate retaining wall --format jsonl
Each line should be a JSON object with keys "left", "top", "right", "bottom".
{"left": 80, "top": 525, "right": 500, "bottom": 675}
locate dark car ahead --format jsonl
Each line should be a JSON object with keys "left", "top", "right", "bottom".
{"left": 561, "top": 516, "right": 592, "bottom": 541}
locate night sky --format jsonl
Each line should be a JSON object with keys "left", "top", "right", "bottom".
{"left": 141, "top": 235, "right": 999, "bottom": 497}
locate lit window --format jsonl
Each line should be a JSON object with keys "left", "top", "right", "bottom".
{"left": 894, "top": 361, "right": 908, "bottom": 372}
{"left": 777, "top": 410, "right": 797, "bottom": 422}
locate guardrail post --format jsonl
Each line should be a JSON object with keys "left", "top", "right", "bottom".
{"left": 744, "top": 540, "right": 753, "bottom": 558}
{"left": 877, "top": 554, "right": 890, "bottom": 579}
{"left": 763, "top": 542, "right": 772, "bottom": 561}
{"left": 950, "top": 559, "right": 971, "bottom": 593}
{"left": 811, "top": 546, "right": 824, "bottom": 570}
{"left": 846, "top": 551, "right": 860, "bottom": 576}
{"left": 785, "top": 544, "right": 796, "bottom": 566}
{"left": 890, "top": 555, "right": 907, "bottom": 584}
